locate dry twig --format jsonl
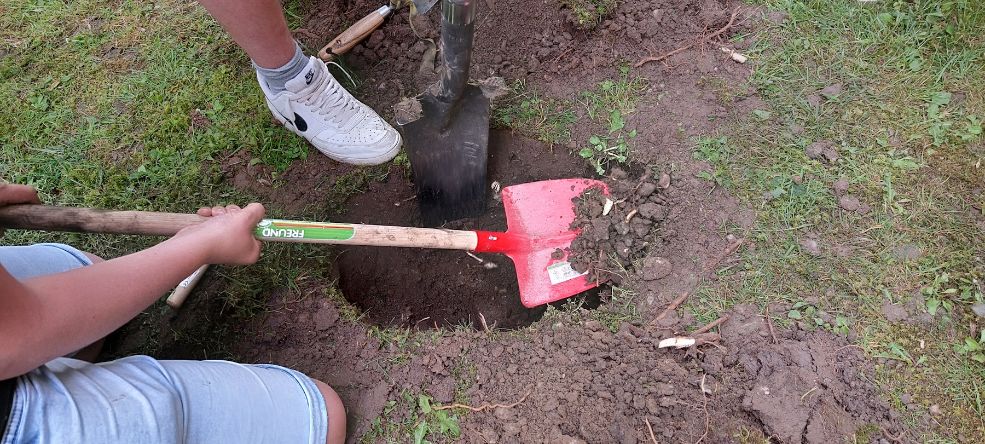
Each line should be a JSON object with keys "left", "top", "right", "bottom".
{"left": 692, "top": 316, "right": 728, "bottom": 335}
{"left": 695, "top": 375, "right": 710, "bottom": 444}
{"left": 636, "top": 8, "right": 743, "bottom": 68}
{"left": 652, "top": 292, "right": 690, "bottom": 324}
{"left": 644, "top": 417, "right": 658, "bottom": 444}
{"left": 705, "top": 238, "right": 746, "bottom": 273}
{"left": 434, "top": 389, "right": 532, "bottom": 412}
{"left": 881, "top": 426, "right": 905, "bottom": 443}
{"left": 764, "top": 306, "right": 779, "bottom": 344}
{"left": 478, "top": 312, "right": 491, "bottom": 333}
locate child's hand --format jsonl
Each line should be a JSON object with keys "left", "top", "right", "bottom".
{"left": 176, "top": 203, "right": 265, "bottom": 265}
{"left": 0, "top": 183, "right": 41, "bottom": 238}
{"left": 0, "top": 183, "right": 40, "bottom": 207}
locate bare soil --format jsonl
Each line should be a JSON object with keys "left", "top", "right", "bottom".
{"left": 109, "top": 0, "right": 915, "bottom": 441}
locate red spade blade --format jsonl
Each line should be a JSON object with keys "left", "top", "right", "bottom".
{"left": 484, "top": 178, "right": 609, "bottom": 307}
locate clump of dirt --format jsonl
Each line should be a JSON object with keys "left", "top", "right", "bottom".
{"left": 567, "top": 168, "right": 673, "bottom": 282}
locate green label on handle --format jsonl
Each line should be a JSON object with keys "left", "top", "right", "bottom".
{"left": 255, "top": 219, "right": 355, "bottom": 241}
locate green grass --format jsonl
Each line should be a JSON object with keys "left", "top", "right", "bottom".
{"left": 687, "top": 0, "right": 985, "bottom": 440}
{"left": 493, "top": 79, "right": 577, "bottom": 147}
{"left": 1, "top": 0, "right": 308, "bottom": 246}
{"left": 559, "top": 0, "right": 620, "bottom": 29}
{"left": 0, "top": 0, "right": 348, "bottom": 356}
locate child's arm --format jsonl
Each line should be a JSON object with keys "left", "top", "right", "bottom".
{"left": 0, "top": 197, "right": 264, "bottom": 379}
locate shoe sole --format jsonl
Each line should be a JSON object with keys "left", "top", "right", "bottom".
{"left": 266, "top": 101, "right": 401, "bottom": 166}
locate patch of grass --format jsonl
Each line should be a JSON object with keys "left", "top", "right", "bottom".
{"left": 493, "top": 79, "right": 576, "bottom": 147}
{"left": 0, "top": 0, "right": 308, "bottom": 242}
{"left": 692, "top": 135, "right": 733, "bottom": 187}
{"left": 325, "top": 165, "right": 392, "bottom": 212}
{"left": 560, "top": 0, "right": 620, "bottom": 29}
{"left": 0, "top": 0, "right": 343, "bottom": 358}
{"left": 693, "top": 0, "right": 985, "bottom": 440}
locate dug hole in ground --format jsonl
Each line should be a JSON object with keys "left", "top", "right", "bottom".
{"left": 108, "top": 0, "right": 911, "bottom": 442}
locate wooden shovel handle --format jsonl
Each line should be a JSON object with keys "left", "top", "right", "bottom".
{"left": 0, "top": 204, "right": 204, "bottom": 236}
{"left": 318, "top": 5, "right": 392, "bottom": 61}
{"left": 0, "top": 204, "right": 482, "bottom": 251}
{"left": 166, "top": 264, "right": 209, "bottom": 309}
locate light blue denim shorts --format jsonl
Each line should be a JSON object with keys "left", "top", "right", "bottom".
{"left": 0, "top": 244, "right": 329, "bottom": 444}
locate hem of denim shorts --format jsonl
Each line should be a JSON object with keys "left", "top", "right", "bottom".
{"left": 2, "top": 380, "right": 25, "bottom": 444}
{"left": 35, "top": 243, "right": 94, "bottom": 267}
{"left": 253, "top": 364, "right": 329, "bottom": 444}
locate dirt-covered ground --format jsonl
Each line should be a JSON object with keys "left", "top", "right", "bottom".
{"left": 113, "top": 0, "right": 916, "bottom": 442}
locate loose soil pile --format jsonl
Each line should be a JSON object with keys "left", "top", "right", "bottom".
{"left": 567, "top": 169, "right": 673, "bottom": 282}
{"left": 235, "top": 289, "right": 906, "bottom": 443}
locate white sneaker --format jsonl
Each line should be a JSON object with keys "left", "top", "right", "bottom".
{"left": 258, "top": 56, "right": 401, "bottom": 165}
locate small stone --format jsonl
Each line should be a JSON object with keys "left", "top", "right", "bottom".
{"left": 806, "top": 94, "right": 822, "bottom": 108}
{"left": 805, "top": 142, "right": 826, "bottom": 160}
{"left": 637, "top": 182, "right": 657, "bottom": 197}
{"left": 641, "top": 256, "right": 672, "bottom": 281}
{"left": 799, "top": 238, "right": 821, "bottom": 256}
{"left": 839, "top": 195, "right": 861, "bottom": 211}
{"left": 892, "top": 244, "right": 924, "bottom": 261}
{"left": 658, "top": 173, "right": 671, "bottom": 189}
{"left": 557, "top": 435, "right": 587, "bottom": 444}
{"left": 971, "top": 303, "right": 985, "bottom": 319}
{"left": 820, "top": 83, "right": 843, "bottom": 99}
{"left": 929, "top": 404, "right": 942, "bottom": 416}
{"left": 791, "top": 175, "right": 804, "bottom": 185}
{"left": 832, "top": 178, "right": 849, "bottom": 194}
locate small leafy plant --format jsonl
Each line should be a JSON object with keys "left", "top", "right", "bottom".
{"left": 955, "top": 330, "right": 985, "bottom": 364}
{"left": 693, "top": 136, "right": 731, "bottom": 186}
{"left": 412, "top": 394, "right": 460, "bottom": 444}
{"left": 579, "top": 110, "right": 635, "bottom": 175}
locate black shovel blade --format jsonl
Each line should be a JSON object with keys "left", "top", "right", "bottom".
{"left": 399, "top": 84, "right": 490, "bottom": 226}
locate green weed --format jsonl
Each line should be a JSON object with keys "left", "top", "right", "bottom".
{"left": 493, "top": 80, "right": 576, "bottom": 146}
{"left": 577, "top": 68, "right": 647, "bottom": 175}
{"left": 362, "top": 391, "right": 461, "bottom": 444}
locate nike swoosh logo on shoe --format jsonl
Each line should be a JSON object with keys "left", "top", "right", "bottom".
{"left": 294, "top": 113, "right": 308, "bottom": 132}
{"left": 273, "top": 109, "right": 308, "bottom": 133}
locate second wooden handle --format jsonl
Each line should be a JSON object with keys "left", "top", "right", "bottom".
{"left": 318, "top": 5, "right": 392, "bottom": 61}
{"left": 0, "top": 204, "right": 204, "bottom": 236}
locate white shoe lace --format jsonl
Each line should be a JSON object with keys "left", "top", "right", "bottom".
{"left": 297, "top": 62, "right": 362, "bottom": 123}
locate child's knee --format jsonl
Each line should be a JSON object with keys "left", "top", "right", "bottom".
{"left": 312, "top": 379, "right": 346, "bottom": 444}
{"left": 83, "top": 252, "right": 104, "bottom": 263}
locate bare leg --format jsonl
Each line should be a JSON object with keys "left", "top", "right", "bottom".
{"left": 313, "top": 380, "right": 347, "bottom": 444}
{"left": 196, "top": 0, "right": 297, "bottom": 68}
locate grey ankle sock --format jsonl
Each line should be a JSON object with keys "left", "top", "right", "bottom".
{"left": 254, "top": 43, "right": 306, "bottom": 94}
